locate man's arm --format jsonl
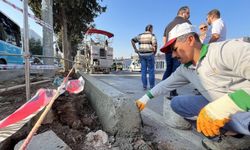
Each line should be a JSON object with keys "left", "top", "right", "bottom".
{"left": 197, "top": 90, "right": 250, "bottom": 137}
{"left": 136, "top": 66, "right": 189, "bottom": 111}
{"left": 197, "top": 41, "right": 250, "bottom": 137}
{"left": 152, "top": 35, "right": 157, "bottom": 54}
{"left": 131, "top": 38, "right": 138, "bottom": 53}
{"left": 208, "top": 33, "right": 220, "bottom": 43}
{"left": 209, "top": 21, "right": 223, "bottom": 43}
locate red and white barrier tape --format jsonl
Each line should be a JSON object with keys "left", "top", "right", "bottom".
{"left": 1, "top": 0, "right": 53, "bottom": 31}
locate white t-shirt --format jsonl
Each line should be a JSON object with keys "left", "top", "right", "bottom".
{"left": 203, "top": 18, "right": 227, "bottom": 44}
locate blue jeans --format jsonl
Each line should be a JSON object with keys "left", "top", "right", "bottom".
{"left": 139, "top": 54, "right": 155, "bottom": 88}
{"left": 170, "top": 95, "right": 250, "bottom": 135}
{"left": 162, "top": 52, "right": 181, "bottom": 80}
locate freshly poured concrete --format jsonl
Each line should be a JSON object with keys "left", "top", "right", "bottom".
{"left": 78, "top": 71, "right": 141, "bottom": 137}
{"left": 91, "top": 72, "right": 206, "bottom": 149}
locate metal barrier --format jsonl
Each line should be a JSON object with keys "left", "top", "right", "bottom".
{"left": 0, "top": 53, "right": 76, "bottom": 69}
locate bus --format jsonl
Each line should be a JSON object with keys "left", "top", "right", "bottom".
{"left": 0, "top": 10, "right": 23, "bottom": 65}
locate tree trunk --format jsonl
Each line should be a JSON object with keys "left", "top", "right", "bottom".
{"left": 42, "top": 0, "right": 53, "bottom": 65}
{"left": 61, "top": 7, "right": 71, "bottom": 71}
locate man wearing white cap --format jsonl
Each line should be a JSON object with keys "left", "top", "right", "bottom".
{"left": 135, "top": 22, "right": 250, "bottom": 149}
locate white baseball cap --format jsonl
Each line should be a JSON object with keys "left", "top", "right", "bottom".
{"left": 160, "top": 23, "right": 196, "bottom": 53}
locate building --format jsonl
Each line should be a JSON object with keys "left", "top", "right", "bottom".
{"left": 130, "top": 53, "right": 166, "bottom": 71}
{"left": 155, "top": 53, "right": 165, "bottom": 71}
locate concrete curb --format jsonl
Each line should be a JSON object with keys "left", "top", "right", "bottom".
{"left": 77, "top": 71, "right": 141, "bottom": 137}
{"left": 163, "top": 96, "right": 192, "bottom": 130}
{"left": 14, "top": 130, "right": 71, "bottom": 150}
{"left": 142, "top": 108, "right": 205, "bottom": 149}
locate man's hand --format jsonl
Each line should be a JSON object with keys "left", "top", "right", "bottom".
{"left": 135, "top": 100, "right": 146, "bottom": 111}
{"left": 153, "top": 46, "right": 157, "bottom": 55}
{"left": 135, "top": 94, "right": 151, "bottom": 111}
{"left": 197, "top": 108, "right": 230, "bottom": 137}
{"left": 197, "top": 94, "right": 243, "bottom": 137}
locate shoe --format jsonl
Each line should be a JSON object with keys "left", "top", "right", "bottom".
{"left": 170, "top": 90, "right": 178, "bottom": 97}
{"left": 193, "top": 88, "right": 201, "bottom": 95}
{"left": 167, "top": 90, "right": 178, "bottom": 99}
{"left": 202, "top": 135, "right": 250, "bottom": 150}
{"left": 163, "top": 96, "right": 192, "bottom": 130}
{"left": 143, "top": 87, "right": 147, "bottom": 91}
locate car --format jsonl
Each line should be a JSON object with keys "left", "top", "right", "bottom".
{"left": 112, "top": 62, "right": 123, "bottom": 71}
{"left": 23, "top": 57, "right": 44, "bottom": 65}
{"left": 129, "top": 59, "right": 141, "bottom": 72}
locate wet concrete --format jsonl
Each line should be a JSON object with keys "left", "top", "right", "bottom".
{"left": 91, "top": 71, "right": 206, "bottom": 149}
{"left": 78, "top": 71, "right": 141, "bottom": 137}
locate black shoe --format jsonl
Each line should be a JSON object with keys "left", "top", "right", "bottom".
{"left": 202, "top": 135, "right": 250, "bottom": 150}
{"left": 170, "top": 90, "right": 178, "bottom": 96}
{"left": 193, "top": 88, "right": 201, "bottom": 95}
{"left": 231, "top": 133, "right": 245, "bottom": 138}
{"left": 167, "top": 90, "right": 178, "bottom": 99}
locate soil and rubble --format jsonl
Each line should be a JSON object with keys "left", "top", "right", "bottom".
{"left": 0, "top": 73, "right": 162, "bottom": 150}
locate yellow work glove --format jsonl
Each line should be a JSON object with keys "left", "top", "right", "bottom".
{"left": 197, "top": 94, "right": 244, "bottom": 137}
{"left": 135, "top": 94, "right": 151, "bottom": 111}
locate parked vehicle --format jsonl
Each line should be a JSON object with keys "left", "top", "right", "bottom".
{"left": 30, "top": 57, "right": 43, "bottom": 65}
{"left": 0, "top": 11, "right": 23, "bottom": 65}
{"left": 112, "top": 61, "right": 123, "bottom": 71}
{"left": 75, "top": 29, "right": 114, "bottom": 74}
{"left": 129, "top": 59, "right": 141, "bottom": 72}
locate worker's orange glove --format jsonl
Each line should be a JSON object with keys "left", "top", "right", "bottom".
{"left": 135, "top": 94, "right": 151, "bottom": 111}
{"left": 197, "top": 95, "right": 244, "bottom": 137}
{"left": 135, "top": 100, "right": 146, "bottom": 111}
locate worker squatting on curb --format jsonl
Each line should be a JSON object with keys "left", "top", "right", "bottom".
{"left": 136, "top": 22, "right": 250, "bottom": 149}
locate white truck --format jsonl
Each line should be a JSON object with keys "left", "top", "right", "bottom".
{"left": 75, "top": 29, "right": 114, "bottom": 74}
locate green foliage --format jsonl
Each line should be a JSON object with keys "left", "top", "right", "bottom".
{"left": 29, "top": 38, "right": 43, "bottom": 55}
{"left": 28, "top": 0, "right": 42, "bottom": 19}
{"left": 28, "top": 0, "right": 106, "bottom": 56}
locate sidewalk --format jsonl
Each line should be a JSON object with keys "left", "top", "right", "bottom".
{"left": 145, "top": 72, "right": 206, "bottom": 149}
{"left": 92, "top": 72, "right": 206, "bottom": 149}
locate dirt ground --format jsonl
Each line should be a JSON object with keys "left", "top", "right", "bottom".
{"left": 0, "top": 74, "right": 160, "bottom": 150}
{"left": 0, "top": 74, "right": 105, "bottom": 149}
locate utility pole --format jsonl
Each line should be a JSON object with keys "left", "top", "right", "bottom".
{"left": 23, "top": 0, "right": 30, "bottom": 101}
{"left": 42, "top": 0, "right": 54, "bottom": 75}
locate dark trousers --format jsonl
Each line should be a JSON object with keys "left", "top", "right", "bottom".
{"left": 162, "top": 52, "right": 181, "bottom": 80}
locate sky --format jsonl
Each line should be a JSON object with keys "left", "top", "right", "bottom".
{"left": 94, "top": 0, "right": 250, "bottom": 58}
{"left": 1, "top": 0, "right": 250, "bottom": 58}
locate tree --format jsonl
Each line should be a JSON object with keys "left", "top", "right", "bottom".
{"left": 29, "top": 38, "right": 43, "bottom": 55}
{"left": 29, "top": 0, "right": 106, "bottom": 70}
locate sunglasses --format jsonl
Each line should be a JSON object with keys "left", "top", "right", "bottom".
{"left": 200, "top": 26, "right": 207, "bottom": 30}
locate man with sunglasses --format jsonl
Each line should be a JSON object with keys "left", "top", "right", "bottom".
{"left": 136, "top": 22, "right": 250, "bottom": 149}
{"left": 199, "top": 23, "right": 208, "bottom": 43}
